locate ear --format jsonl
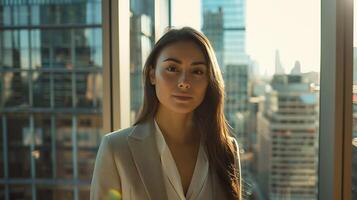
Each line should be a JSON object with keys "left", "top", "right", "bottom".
{"left": 149, "top": 66, "right": 156, "bottom": 85}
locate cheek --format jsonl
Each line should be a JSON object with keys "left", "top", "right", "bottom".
{"left": 155, "top": 70, "right": 177, "bottom": 87}
{"left": 154, "top": 73, "right": 175, "bottom": 99}
{"left": 194, "top": 80, "right": 209, "bottom": 102}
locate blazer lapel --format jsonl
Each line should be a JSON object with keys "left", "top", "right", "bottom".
{"left": 127, "top": 119, "right": 167, "bottom": 200}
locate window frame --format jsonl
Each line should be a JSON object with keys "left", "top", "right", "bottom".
{"left": 104, "top": 0, "right": 356, "bottom": 199}
{"left": 102, "top": 0, "right": 171, "bottom": 131}
{"left": 319, "top": 0, "right": 353, "bottom": 199}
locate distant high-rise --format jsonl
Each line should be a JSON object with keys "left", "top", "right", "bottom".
{"left": 225, "top": 64, "right": 249, "bottom": 130}
{"left": 275, "top": 50, "right": 285, "bottom": 75}
{"left": 257, "top": 74, "right": 319, "bottom": 200}
{"left": 291, "top": 60, "right": 302, "bottom": 74}
{"left": 202, "top": 0, "right": 249, "bottom": 128}
{"left": 202, "top": 7, "right": 224, "bottom": 68}
{"left": 202, "top": 0, "right": 247, "bottom": 68}
{"left": 202, "top": 1, "right": 252, "bottom": 197}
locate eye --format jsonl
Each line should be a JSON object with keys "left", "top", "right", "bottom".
{"left": 166, "top": 66, "right": 177, "bottom": 72}
{"left": 193, "top": 69, "right": 205, "bottom": 75}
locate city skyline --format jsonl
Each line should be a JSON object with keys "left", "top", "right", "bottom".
{"left": 172, "top": 0, "right": 321, "bottom": 76}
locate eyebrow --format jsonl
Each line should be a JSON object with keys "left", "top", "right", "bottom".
{"left": 162, "top": 57, "right": 207, "bottom": 66}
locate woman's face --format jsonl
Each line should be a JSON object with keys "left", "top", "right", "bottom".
{"left": 150, "top": 40, "right": 209, "bottom": 114}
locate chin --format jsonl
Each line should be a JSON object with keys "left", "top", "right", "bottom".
{"left": 169, "top": 106, "right": 195, "bottom": 114}
{"left": 164, "top": 103, "right": 199, "bottom": 114}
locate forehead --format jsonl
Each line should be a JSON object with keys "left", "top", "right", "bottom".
{"left": 157, "top": 40, "right": 206, "bottom": 62}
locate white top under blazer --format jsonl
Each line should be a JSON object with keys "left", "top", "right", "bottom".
{"left": 154, "top": 120, "right": 212, "bottom": 200}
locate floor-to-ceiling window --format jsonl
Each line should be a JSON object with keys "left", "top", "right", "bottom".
{"left": 0, "top": 1, "right": 103, "bottom": 199}
{"left": 200, "top": 0, "right": 320, "bottom": 199}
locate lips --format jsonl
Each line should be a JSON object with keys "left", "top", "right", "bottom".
{"left": 172, "top": 94, "right": 193, "bottom": 101}
{"left": 172, "top": 94, "right": 192, "bottom": 98}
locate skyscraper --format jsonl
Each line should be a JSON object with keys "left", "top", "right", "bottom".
{"left": 224, "top": 63, "right": 248, "bottom": 131}
{"left": 0, "top": 1, "right": 103, "bottom": 199}
{"left": 202, "top": 0, "right": 249, "bottom": 133}
{"left": 275, "top": 50, "right": 285, "bottom": 75}
{"left": 202, "top": 0, "right": 248, "bottom": 68}
{"left": 257, "top": 74, "right": 319, "bottom": 200}
{"left": 202, "top": 7, "right": 224, "bottom": 68}
{"left": 202, "top": 0, "right": 252, "bottom": 198}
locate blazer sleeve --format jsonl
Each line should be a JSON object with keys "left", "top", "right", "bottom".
{"left": 90, "top": 135, "right": 122, "bottom": 200}
{"left": 232, "top": 138, "right": 242, "bottom": 200}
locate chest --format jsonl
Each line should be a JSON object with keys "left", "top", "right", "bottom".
{"left": 168, "top": 144, "right": 199, "bottom": 194}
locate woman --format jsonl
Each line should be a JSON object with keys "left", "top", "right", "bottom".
{"left": 90, "top": 27, "right": 241, "bottom": 200}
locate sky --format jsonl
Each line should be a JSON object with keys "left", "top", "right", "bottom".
{"left": 171, "top": 0, "right": 321, "bottom": 76}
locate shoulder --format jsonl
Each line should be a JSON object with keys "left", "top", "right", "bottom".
{"left": 101, "top": 126, "right": 137, "bottom": 148}
{"left": 228, "top": 136, "right": 241, "bottom": 164}
{"left": 105, "top": 126, "right": 136, "bottom": 140}
{"left": 229, "top": 136, "right": 239, "bottom": 150}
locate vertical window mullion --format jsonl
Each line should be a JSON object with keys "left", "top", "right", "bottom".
{"left": 319, "top": 0, "right": 350, "bottom": 199}
{"left": 102, "top": 0, "right": 113, "bottom": 133}
{"left": 2, "top": 116, "right": 9, "bottom": 200}
{"left": 343, "top": 0, "right": 353, "bottom": 199}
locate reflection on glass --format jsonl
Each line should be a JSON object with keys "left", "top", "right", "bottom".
{"left": 34, "top": 114, "right": 53, "bottom": 178}
{"left": 56, "top": 115, "right": 73, "bottom": 179}
{"left": 76, "top": 72, "right": 103, "bottom": 108}
{"left": 37, "top": 185, "right": 73, "bottom": 199}
{"left": 0, "top": 185, "right": 4, "bottom": 199}
{"left": 1, "top": 73, "right": 29, "bottom": 107}
{"left": 10, "top": 185, "right": 32, "bottom": 199}
{"left": 77, "top": 114, "right": 102, "bottom": 180}
{"left": 7, "top": 114, "right": 31, "bottom": 178}
{"left": 54, "top": 72, "right": 73, "bottom": 108}
{"left": 130, "top": 0, "right": 155, "bottom": 123}
{"left": 33, "top": 72, "right": 51, "bottom": 107}
{"left": 79, "top": 187, "right": 91, "bottom": 200}
{"left": 0, "top": 0, "right": 103, "bottom": 198}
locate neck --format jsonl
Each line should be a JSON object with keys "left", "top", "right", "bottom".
{"left": 155, "top": 105, "right": 199, "bottom": 145}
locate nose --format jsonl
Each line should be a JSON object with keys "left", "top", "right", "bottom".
{"left": 177, "top": 73, "right": 191, "bottom": 89}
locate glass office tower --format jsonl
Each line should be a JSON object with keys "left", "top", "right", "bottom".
{"left": 202, "top": 0, "right": 249, "bottom": 133}
{"left": 0, "top": 0, "right": 103, "bottom": 199}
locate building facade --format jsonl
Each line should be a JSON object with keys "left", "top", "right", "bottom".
{"left": 0, "top": 0, "right": 103, "bottom": 199}
{"left": 257, "top": 74, "right": 319, "bottom": 200}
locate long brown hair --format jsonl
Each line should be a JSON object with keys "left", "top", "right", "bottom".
{"left": 134, "top": 27, "right": 241, "bottom": 199}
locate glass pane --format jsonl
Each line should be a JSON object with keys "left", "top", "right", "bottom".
{"left": 352, "top": 0, "right": 357, "bottom": 198}
{"left": 76, "top": 72, "right": 103, "bottom": 109}
{"left": 2, "top": 71, "right": 29, "bottom": 107}
{"left": 7, "top": 114, "right": 31, "bottom": 178}
{"left": 54, "top": 72, "right": 73, "bottom": 108}
{"left": 0, "top": 1, "right": 104, "bottom": 198}
{"left": 9, "top": 185, "right": 32, "bottom": 199}
{"left": 129, "top": 0, "right": 156, "bottom": 123}
{"left": 37, "top": 185, "right": 74, "bottom": 199}
{"left": 79, "top": 187, "right": 90, "bottom": 200}
{"left": 200, "top": 0, "right": 321, "bottom": 199}
{"left": 0, "top": 185, "right": 4, "bottom": 200}
{"left": 33, "top": 71, "right": 51, "bottom": 107}
{"left": 77, "top": 114, "right": 102, "bottom": 180}
{"left": 56, "top": 115, "right": 73, "bottom": 179}
{"left": 34, "top": 114, "right": 53, "bottom": 178}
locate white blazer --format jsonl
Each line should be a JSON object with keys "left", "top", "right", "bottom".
{"left": 90, "top": 118, "right": 241, "bottom": 200}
